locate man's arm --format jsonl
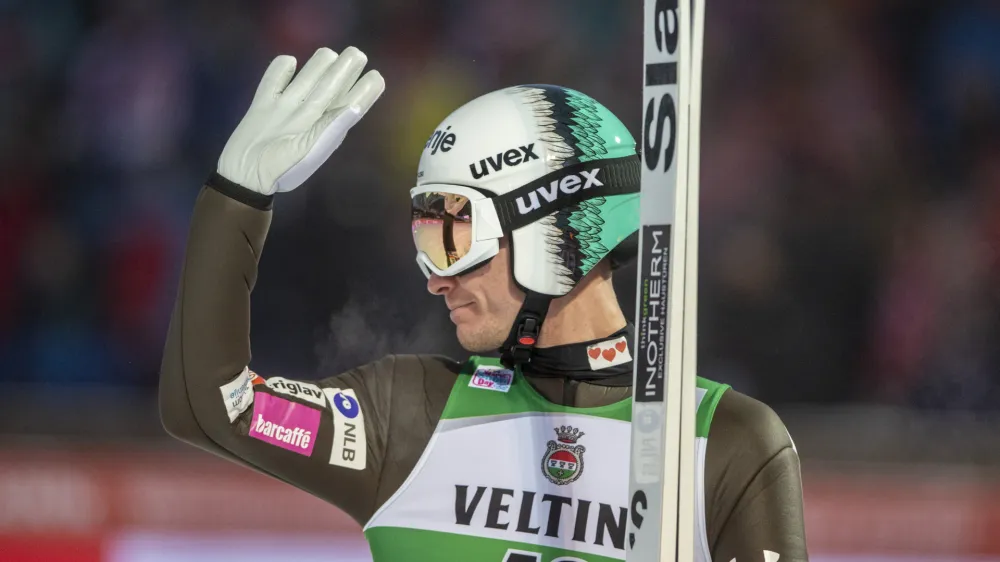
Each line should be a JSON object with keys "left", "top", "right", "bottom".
{"left": 158, "top": 47, "right": 447, "bottom": 525}
{"left": 159, "top": 181, "right": 387, "bottom": 522}
{"left": 159, "top": 180, "right": 462, "bottom": 523}
{"left": 705, "top": 391, "right": 809, "bottom": 562}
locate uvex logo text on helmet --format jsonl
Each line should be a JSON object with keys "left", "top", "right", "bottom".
{"left": 426, "top": 126, "right": 457, "bottom": 155}
{"left": 469, "top": 143, "right": 538, "bottom": 179}
{"left": 516, "top": 168, "right": 603, "bottom": 215}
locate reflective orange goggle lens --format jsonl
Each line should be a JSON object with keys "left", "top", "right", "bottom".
{"left": 411, "top": 192, "right": 474, "bottom": 271}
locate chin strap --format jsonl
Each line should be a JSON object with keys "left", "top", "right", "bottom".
{"left": 499, "top": 291, "right": 553, "bottom": 368}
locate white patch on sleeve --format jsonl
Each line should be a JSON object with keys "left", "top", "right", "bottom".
{"left": 219, "top": 367, "right": 256, "bottom": 423}
{"left": 323, "top": 388, "right": 367, "bottom": 470}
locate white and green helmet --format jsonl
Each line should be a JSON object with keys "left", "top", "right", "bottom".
{"left": 410, "top": 84, "right": 640, "bottom": 363}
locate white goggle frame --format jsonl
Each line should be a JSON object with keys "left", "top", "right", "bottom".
{"left": 410, "top": 184, "right": 504, "bottom": 278}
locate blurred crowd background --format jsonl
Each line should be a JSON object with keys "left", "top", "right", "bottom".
{"left": 3, "top": 0, "right": 999, "bottom": 410}
{"left": 1, "top": 0, "right": 999, "bottom": 559}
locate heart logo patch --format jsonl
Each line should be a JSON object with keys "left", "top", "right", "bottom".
{"left": 586, "top": 336, "right": 632, "bottom": 370}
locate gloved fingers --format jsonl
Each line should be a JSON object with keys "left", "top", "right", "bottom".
{"left": 273, "top": 106, "right": 362, "bottom": 193}
{"left": 305, "top": 106, "right": 362, "bottom": 149}
{"left": 306, "top": 46, "right": 370, "bottom": 110}
{"left": 252, "top": 55, "right": 298, "bottom": 104}
{"left": 337, "top": 69, "right": 386, "bottom": 118}
{"left": 299, "top": 68, "right": 382, "bottom": 158}
{"left": 281, "top": 47, "right": 339, "bottom": 103}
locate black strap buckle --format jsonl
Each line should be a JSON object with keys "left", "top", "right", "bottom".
{"left": 510, "top": 315, "right": 541, "bottom": 365}
{"left": 500, "top": 291, "right": 552, "bottom": 368}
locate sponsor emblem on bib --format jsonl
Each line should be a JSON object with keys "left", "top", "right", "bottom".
{"left": 469, "top": 366, "right": 514, "bottom": 393}
{"left": 542, "top": 425, "right": 586, "bottom": 485}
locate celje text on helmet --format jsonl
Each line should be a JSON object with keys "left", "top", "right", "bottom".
{"left": 426, "top": 126, "right": 457, "bottom": 155}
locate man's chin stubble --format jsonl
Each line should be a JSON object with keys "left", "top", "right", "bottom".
{"left": 456, "top": 326, "right": 506, "bottom": 354}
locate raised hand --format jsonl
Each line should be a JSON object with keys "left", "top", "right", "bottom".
{"left": 217, "top": 46, "right": 385, "bottom": 195}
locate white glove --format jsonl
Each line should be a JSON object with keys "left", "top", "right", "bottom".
{"left": 217, "top": 46, "right": 385, "bottom": 195}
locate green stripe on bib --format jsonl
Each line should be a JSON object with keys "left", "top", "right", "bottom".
{"left": 367, "top": 526, "right": 627, "bottom": 562}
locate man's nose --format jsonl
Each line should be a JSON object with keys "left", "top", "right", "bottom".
{"left": 427, "top": 273, "right": 455, "bottom": 295}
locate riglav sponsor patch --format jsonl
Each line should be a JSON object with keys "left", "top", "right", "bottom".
{"left": 265, "top": 376, "right": 326, "bottom": 407}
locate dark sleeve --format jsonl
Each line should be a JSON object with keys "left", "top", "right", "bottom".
{"left": 704, "top": 390, "right": 809, "bottom": 562}
{"left": 158, "top": 183, "right": 458, "bottom": 524}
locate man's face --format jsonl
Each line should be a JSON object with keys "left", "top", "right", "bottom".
{"left": 427, "top": 239, "right": 523, "bottom": 352}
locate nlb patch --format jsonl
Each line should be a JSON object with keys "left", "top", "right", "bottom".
{"left": 332, "top": 392, "right": 360, "bottom": 419}
{"left": 469, "top": 366, "right": 514, "bottom": 393}
{"left": 219, "top": 367, "right": 256, "bottom": 423}
{"left": 248, "top": 393, "right": 320, "bottom": 456}
{"left": 585, "top": 335, "right": 632, "bottom": 370}
{"left": 323, "top": 388, "right": 366, "bottom": 471}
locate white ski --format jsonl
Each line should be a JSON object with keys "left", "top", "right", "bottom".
{"left": 628, "top": 0, "right": 705, "bottom": 561}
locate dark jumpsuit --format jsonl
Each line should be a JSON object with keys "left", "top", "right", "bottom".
{"left": 159, "top": 183, "right": 809, "bottom": 561}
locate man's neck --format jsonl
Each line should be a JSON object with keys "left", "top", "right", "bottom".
{"left": 535, "top": 269, "right": 626, "bottom": 348}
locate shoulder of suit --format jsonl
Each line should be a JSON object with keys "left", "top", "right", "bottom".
{"left": 709, "top": 388, "right": 795, "bottom": 458}
{"left": 344, "top": 355, "right": 465, "bottom": 390}
{"left": 375, "top": 354, "right": 465, "bottom": 376}
{"left": 316, "top": 354, "right": 464, "bottom": 391}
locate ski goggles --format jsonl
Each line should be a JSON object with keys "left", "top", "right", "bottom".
{"left": 411, "top": 184, "right": 503, "bottom": 278}
{"left": 410, "top": 156, "right": 641, "bottom": 278}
